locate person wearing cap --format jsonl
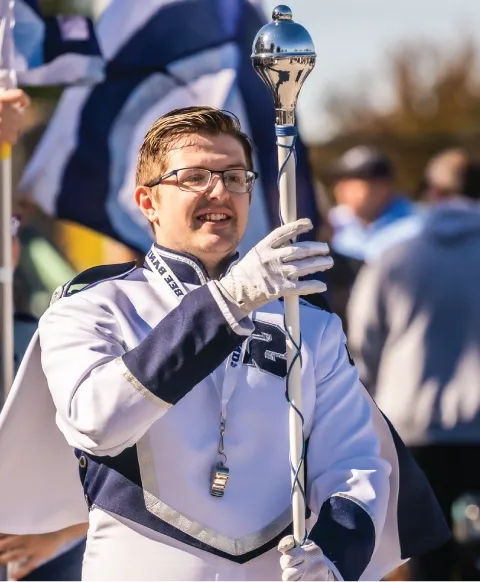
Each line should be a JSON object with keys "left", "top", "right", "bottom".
{"left": 347, "top": 149, "right": 480, "bottom": 580}
{"left": 327, "top": 146, "right": 419, "bottom": 262}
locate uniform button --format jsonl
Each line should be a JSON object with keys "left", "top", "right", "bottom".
{"left": 79, "top": 455, "right": 87, "bottom": 468}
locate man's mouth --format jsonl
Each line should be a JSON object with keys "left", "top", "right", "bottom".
{"left": 196, "top": 213, "right": 231, "bottom": 222}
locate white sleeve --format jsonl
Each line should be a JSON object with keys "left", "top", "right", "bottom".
{"left": 39, "top": 283, "right": 251, "bottom": 457}
{"left": 306, "top": 313, "right": 391, "bottom": 581}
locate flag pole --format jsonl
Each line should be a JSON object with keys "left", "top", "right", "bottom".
{"left": 0, "top": 0, "right": 17, "bottom": 409}
{"left": 0, "top": 141, "right": 13, "bottom": 406}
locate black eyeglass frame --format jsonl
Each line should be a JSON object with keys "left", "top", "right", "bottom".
{"left": 144, "top": 167, "right": 259, "bottom": 193}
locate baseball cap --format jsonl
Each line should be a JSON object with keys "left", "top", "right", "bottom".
{"left": 328, "top": 146, "right": 394, "bottom": 181}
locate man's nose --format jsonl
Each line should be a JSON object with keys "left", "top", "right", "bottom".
{"left": 205, "top": 174, "right": 229, "bottom": 200}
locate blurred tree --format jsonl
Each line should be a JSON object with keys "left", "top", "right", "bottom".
{"left": 310, "top": 34, "right": 480, "bottom": 199}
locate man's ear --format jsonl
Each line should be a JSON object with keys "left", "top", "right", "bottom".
{"left": 134, "top": 186, "right": 158, "bottom": 224}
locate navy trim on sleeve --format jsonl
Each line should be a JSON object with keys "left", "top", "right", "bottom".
{"left": 122, "top": 284, "right": 245, "bottom": 405}
{"left": 309, "top": 495, "right": 375, "bottom": 581}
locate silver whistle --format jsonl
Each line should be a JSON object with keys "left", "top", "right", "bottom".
{"left": 210, "top": 462, "right": 229, "bottom": 497}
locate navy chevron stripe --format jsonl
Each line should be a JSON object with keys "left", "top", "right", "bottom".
{"left": 76, "top": 448, "right": 292, "bottom": 563}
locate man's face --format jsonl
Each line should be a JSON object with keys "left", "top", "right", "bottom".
{"left": 136, "top": 133, "right": 251, "bottom": 269}
{"left": 333, "top": 178, "right": 392, "bottom": 223}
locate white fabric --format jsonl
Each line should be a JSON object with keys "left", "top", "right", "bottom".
{"left": 0, "top": 253, "right": 411, "bottom": 580}
{"left": 0, "top": 330, "right": 88, "bottom": 534}
{"left": 82, "top": 506, "right": 283, "bottom": 581}
{"left": 215, "top": 219, "right": 333, "bottom": 314}
{"left": 278, "top": 536, "right": 339, "bottom": 581}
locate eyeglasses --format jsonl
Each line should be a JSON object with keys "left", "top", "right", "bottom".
{"left": 144, "top": 167, "right": 259, "bottom": 194}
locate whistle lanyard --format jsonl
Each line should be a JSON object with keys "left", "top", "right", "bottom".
{"left": 145, "top": 245, "right": 247, "bottom": 496}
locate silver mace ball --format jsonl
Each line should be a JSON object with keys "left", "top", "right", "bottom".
{"left": 251, "top": 5, "right": 316, "bottom": 126}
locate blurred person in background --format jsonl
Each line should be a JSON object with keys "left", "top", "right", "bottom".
{"left": 327, "top": 145, "right": 420, "bottom": 263}
{"left": 0, "top": 89, "right": 30, "bottom": 145}
{"left": 321, "top": 145, "right": 419, "bottom": 331}
{"left": 347, "top": 149, "right": 480, "bottom": 580}
{"left": 0, "top": 214, "right": 88, "bottom": 581}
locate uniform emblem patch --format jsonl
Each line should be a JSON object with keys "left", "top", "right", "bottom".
{"left": 244, "top": 320, "right": 287, "bottom": 378}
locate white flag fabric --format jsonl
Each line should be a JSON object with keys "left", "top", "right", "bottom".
{"left": 0, "top": 330, "right": 88, "bottom": 533}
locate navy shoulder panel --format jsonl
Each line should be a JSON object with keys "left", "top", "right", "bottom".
{"left": 50, "top": 261, "right": 138, "bottom": 305}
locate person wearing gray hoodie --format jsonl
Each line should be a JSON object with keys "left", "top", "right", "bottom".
{"left": 347, "top": 150, "right": 480, "bottom": 581}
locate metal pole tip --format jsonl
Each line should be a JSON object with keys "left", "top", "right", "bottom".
{"left": 272, "top": 5, "right": 293, "bottom": 21}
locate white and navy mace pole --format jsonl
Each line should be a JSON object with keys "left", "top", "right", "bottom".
{"left": 252, "top": 5, "right": 316, "bottom": 546}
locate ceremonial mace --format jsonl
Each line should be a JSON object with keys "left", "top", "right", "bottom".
{"left": 252, "top": 5, "right": 316, "bottom": 545}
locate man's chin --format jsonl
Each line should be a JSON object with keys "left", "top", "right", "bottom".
{"left": 195, "top": 233, "right": 238, "bottom": 254}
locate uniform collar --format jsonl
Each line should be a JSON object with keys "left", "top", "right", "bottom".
{"left": 144, "top": 244, "right": 239, "bottom": 285}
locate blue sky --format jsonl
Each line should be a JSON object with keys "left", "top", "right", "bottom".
{"left": 264, "top": 0, "right": 480, "bottom": 143}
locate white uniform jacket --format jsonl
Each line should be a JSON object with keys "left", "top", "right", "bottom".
{"left": 0, "top": 244, "right": 449, "bottom": 581}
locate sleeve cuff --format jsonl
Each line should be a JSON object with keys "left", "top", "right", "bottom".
{"left": 309, "top": 494, "right": 376, "bottom": 581}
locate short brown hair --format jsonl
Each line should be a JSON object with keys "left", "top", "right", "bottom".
{"left": 136, "top": 106, "right": 254, "bottom": 186}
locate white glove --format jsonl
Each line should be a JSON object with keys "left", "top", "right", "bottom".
{"left": 278, "top": 535, "right": 340, "bottom": 581}
{"left": 214, "top": 218, "right": 333, "bottom": 314}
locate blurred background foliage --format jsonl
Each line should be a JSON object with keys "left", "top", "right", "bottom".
{"left": 310, "top": 35, "right": 480, "bottom": 199}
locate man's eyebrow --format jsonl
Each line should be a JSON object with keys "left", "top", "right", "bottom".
{"left": 224, "top": 162, "right": 247, "bottom": 169}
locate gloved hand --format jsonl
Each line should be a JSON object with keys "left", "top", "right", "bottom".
{"left": 278, "top": 535, "right": 340, "bottom": 581}
{"left": 214, "top": 218, "right": 333, "bottom": 315}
